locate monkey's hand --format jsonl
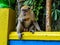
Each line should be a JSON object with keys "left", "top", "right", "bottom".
{"left": 18, "top": 16, "right": 27, "bottom": 21}
{"left": 18, "top": 33, "right": 22, "bottom": 39}
{"left": 18, "top": 17, "right": 23, "bottom": 22}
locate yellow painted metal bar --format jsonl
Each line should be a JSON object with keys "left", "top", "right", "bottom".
{"left": 9, "top": 32, "right": 60, "bottom": 40}
{"left": 0, "top": 8, "right": 16, "bottom": 45}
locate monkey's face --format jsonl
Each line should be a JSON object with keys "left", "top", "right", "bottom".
{"left": 21, "top": 6, "right": 30, "bottom": 16}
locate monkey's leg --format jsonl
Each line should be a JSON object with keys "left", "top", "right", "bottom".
{"left": 16, "top": 21, "right": 23, "bottom": 39}
{"left": 33, "top": 21, "right": 41, "bottom": 31}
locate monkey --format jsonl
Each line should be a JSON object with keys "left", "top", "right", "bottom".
{"left": 16, "top": 5, "right": 41, "bottom": 39}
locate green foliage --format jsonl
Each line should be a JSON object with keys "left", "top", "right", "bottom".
{"left": 52, "top": 0, "right": 60, "bottom": 30}
{"left": 52, "top": 0, "right": 60, "bottom": 21}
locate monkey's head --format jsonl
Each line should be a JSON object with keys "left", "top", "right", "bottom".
{"left": 21, "top": 5, "right": 30, "bottom": 16}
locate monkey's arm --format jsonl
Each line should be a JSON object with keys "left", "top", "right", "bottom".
{"left": 30, "top": 11, "right": 35, "bottom": 21}
{"left": 16, "top": 19, "right": 22, "bottom": 38}
{"left": 16, "top": 21, "right": 21, "bottom": 34}
{"left": 18, "top": 15, "right": 25, "bottom": 22}
{"left": 31, "top": 11, "right": 41, "bottom": 31}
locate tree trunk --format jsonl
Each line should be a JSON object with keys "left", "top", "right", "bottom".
{"left": 46, "top": 0, "right": 52, "bottom": 31}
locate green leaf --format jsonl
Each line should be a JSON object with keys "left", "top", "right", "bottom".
{"left": 54, "top": 10, "right": 58, "bottom": 20}
{"left": 57, "top": 9, "right": 60, "bottom": 13}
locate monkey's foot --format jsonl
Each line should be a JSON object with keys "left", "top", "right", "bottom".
{"left": 30, "top": 30, "right": 35, "bottom": 34}
{"left": 37, "top": 29, "right": 42, "bottom": 32}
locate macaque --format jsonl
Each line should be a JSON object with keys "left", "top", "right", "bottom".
{"left": 16, "top": 5, "right": 41, "bottom": 39}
